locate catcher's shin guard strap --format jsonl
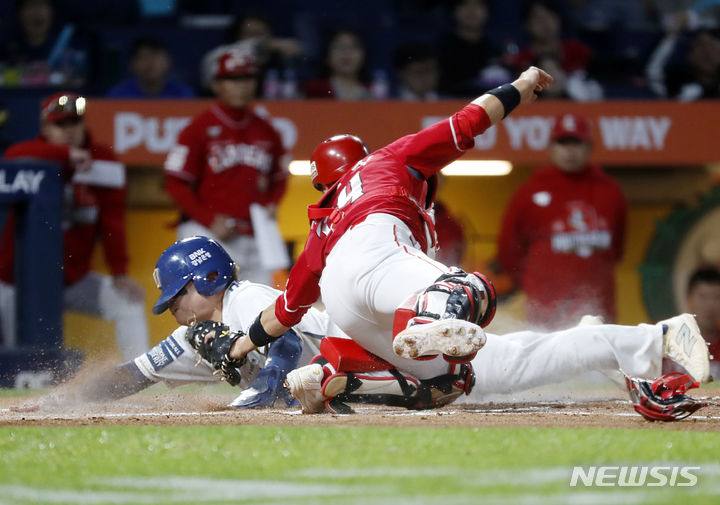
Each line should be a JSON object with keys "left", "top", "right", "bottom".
{"left": 413, "top": 363, "right": 475, "bottom": 409}
{"left": 320, "top": 363, "right": 475, "bottom": 412}
{"left": 473, "top": 272, "right": 496, "bottom": 328}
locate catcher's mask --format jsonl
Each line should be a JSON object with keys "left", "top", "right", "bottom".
{"left": 152, "top": 236, "right": 235, "bottom": 315}
{"left": 310, "top": 134, "right": 369, "bottom": 189}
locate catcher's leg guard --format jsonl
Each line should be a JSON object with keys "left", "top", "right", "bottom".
{"left": 320, "top": 360, "right": 476, "bottom": 413}
{"left": 285, "top": 337, "right": 476, "bottom": 414}
{"left": 393, "top": 267, "right": 495, "bottom": 362}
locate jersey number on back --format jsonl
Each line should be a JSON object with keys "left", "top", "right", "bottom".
{"left": 316, "top": 172, "right": 366, "bottom": 238}
{"left": 336, "top": 172, "right": 365, "bottom": 209}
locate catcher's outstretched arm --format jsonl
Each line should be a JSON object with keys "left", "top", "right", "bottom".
{"left": 80, "top": 361, "right": 155, "bottom": 402}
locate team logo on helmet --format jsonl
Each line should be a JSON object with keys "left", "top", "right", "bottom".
{"left": 153, "top": 268, "right": 162, "bottom": 289}
{"left": 310, "top": 161, "right": 318, "bottom": 181}
{"left": 188, "top": 247, "right": 212, "bottom": 267}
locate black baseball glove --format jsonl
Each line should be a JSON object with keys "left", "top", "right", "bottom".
{"left": 186, "top": 320, "right": 246, "bottom": 386}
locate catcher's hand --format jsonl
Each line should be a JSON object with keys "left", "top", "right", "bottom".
{"left": 186, "top": 320, "right": 246, "bottom": 386}
{"left": 624, "top": 371, "right": 708, "bottom": 421}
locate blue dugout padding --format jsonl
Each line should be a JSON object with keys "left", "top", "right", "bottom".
{"left": 0, "top": 160, "right": 82, "bottom": 388}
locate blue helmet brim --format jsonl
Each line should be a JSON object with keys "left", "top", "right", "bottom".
{"left": 152, "top": 278, "right": 189, "bottom": 315}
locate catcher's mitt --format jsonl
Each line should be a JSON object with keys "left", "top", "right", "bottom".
{"left": 186, "top": 320, "right": 246, "bottom": 386}
{"left": 624, "top": 371, "right": 708, "bottom": 421}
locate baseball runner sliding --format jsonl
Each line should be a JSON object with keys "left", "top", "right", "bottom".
{"left": 182, "top": 66, "right": 711, "bottom": 419}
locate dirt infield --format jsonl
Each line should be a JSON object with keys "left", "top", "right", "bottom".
{"left": 2, "top": 387, "right": 719, "bottom": 431}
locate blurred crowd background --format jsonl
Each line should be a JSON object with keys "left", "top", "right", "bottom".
{"left": 1, "top": 0, "right": 720, "bottom": 102}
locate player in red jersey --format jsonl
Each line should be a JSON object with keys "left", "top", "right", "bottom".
{"left": 214, "top": 66, "right": 554, "bottom": 412}
{"left": 497, "top": 113, "right": 627, "bottom": 329}
{"left": 184, "top": 66, "right": 548, "bottom": 413}
{"left": 164, "top": 45, "right": 289, "bottom": 285}
{"left": 0, "top": 92, "right": 148, "bottom": 358}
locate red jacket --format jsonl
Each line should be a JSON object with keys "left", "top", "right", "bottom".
{"left": 1, "top": 135, "right": 128, "bottom": 285}
{"left": 164, "top": 102, "right": 287, "bottom": 231}
{"left": 498, "top": 164, "right": 627, "bottom": 329}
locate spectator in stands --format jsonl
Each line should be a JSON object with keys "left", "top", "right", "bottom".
{"left": 685, "top": 267, "right": 720, "bottom": 378}
{"left": 106, "top": 36, "right": 195, "bottom": 98}
{"left": 533, "top": 54, "right": 604, "bottom": 100}
{"left": 164, "top": 46, "right": 289, "bottom": 285}
{"left": 664, "top": 266, "right": 720, "bottom": 379}
{"left": 508, "top": 1, "right": 593, "bottom": 80}
{"left": 0, "top": 0, "right": 89, "bottom": 87}
{"left": 437, "top": 0, "right": 509, "bottom": 98}
{"left": 648, "top": 1, "right": 720, "bottom": 32}
{"left": 497, "top": 113, "right": 627, "bottom": 330}
{"left": 568, "top": 0, "right": 651, "bottom": 32}
{"left": 647, "top": 28, "right": 720, "bottom": 100}
{"left": 393, "top": 42, "right": 441, "bottom": 100}
{"left": 0, "top": 92, "right": 149, "bottom": 358}
{"left": 221, "top": 12, "right": 304, "bottom": 99}
{"left": 304, "top": 28, "right": 371, "bottom": 100}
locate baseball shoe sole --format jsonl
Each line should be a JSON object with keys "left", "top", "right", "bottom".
{"left": 393, "top": 319, "right": 486, "bottom": 360}
{"left": 661, "top": 313, "right": 712, "bottom": 383}
{"left": 284, "top": 363, "right": 326, "bottom": 414}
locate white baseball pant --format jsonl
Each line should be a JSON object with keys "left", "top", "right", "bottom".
{"left": 320, "top": 213, "right": 666, "bottom": 386}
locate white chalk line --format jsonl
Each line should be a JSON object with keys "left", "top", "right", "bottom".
{"left": 1, "top": 465, "right": 719, "bottom": 505}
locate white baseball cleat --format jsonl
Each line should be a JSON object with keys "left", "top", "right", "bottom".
{"left": 284, "top": 363, "right": 326, "bottom": 414}
{"left": 660, "top": 313, "right": 712, "bottom": 383}
{"left": 393, "top": 319, "right": 486, "bottom": 360}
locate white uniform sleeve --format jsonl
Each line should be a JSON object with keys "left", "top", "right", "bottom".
{"left": 133, "top": 327, "right": 215, "bottom": 385}
{"left": 133, "top": 326, "right": 265, "bottom": 388}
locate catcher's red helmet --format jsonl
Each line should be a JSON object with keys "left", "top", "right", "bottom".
{"left": 310, "top": 134, "right": 369, "bottom": 185}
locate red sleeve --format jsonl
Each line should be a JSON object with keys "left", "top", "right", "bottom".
{"left": 267, "top": 131, "right": 289, "bottom": 205}
{"left": 391, "top": 103, "right": 491, "bottom": 179}
{"left": 4, "top": 139, "right": 71, "bottom": 168}
{"left": 274, "top": 250, "right": 321, "bottom": 327}
{"left": 164, "top": 118, "right": 215, "bottom": 226}
{"left": 165, "top": 175, "right": 215, "bottom": 227}
{"left": 89, "top": 143, "right": 117, "bottom": 162}
{"left": 497, "top": 186, "right": 530, "bottom": 287}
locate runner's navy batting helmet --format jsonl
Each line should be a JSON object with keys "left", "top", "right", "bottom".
{"left": 310, "top": 134, "right": 369, "bottom": 185}
{"left": 152, "top": 236, "right": 235, "bottom": 315}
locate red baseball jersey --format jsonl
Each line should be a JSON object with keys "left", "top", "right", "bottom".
{"left": 498, "top": 164, "right": 627, "bottom": 327}
{"left": 274, "top": 103, "right": 491, "bottom": 327}
{"left": 164, "top": 102, "right": 288, "bottom": 229}
{"left": 1, "top": 135, "right": 129, "bottom": 285}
